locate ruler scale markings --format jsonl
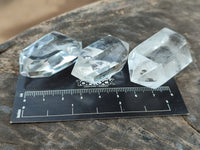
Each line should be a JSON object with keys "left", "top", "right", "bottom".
{"left": 119, "top": 101, "right": 123, "bottom": 112}
{"left": 98, "top": 92, "right": 102, "bottom": 98}
{"left": 166, "top": 100, "right": 171, "bottom": 111}
{"left": 21, "top": 106, "right": 25, "bottom": 118}
{"left": 23, "top": 86, "right": 170, "bottom": 96}
{"left": 80, "top": 93, "right": 83, "bottom": 99}
{"left": 116, "top": 91, "right": 119, "bottom": 98}
{"left": 152, "top": 90, "right": 155, "bottom": 97}
{"left": 21, "top": 87, "right": 173, "bottom": 119}
{"left": 144, "top": 106, "right": 147, "bottom": 112}
{"left": 168, "top": 88, "right": 174, "bottom": 96}
{"left": 21, "top": 110, "right": 24, "bottom": 118}
{"left": 63, "top": 90, "right": 67, "bottom": 94}
{"left": 19, "top": 93, "right": 23, "bottom": 97}
{"left": 61, "top": 93, "right": 64, "bottom": 101}
{"left": 23, "top": 92, "right": 26, "bottom": 102}
{"left": 10, "top": 60, "right": 189, "bottom": 124}
{"left": 134, "top": 91, "right": 138, "bottom": 97}
{"left": 167, "top": 104, "right": 171, "bottom": 111}
{"left": 16, "top": 109, "right": 21, "bottom": 118}
{"left": 96, "top": 107, "right": 99, "bottom": 114}
{"left": 65, "top": 90, "right": 68, "bottom": 94}
{"left": 72, "top": 104, "right": 74, "bottom": 114}
{"left": 88, "top": 89, "right": 91, "bottom": 94}
{"left": 43, "top": 95, "right": 45, "bottom": 101}
{"left": 22, "top": 108, "right": 172, "bottom": 119}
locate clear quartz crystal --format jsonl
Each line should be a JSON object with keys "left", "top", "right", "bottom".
{"left": 19, "top": 31, "right": 82, "bottom": 78}
{"left": 128, "top": 28, "right": 192, "bottom": 89}
{"left": 71, "top": 35, "right": 129, "bottom": 84}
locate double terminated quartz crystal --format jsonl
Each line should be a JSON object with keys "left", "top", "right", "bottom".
{"left": 19, "top": 28, "right": 191, "bottom": 88}
{"left": 20, "top": 31, "right": 82, "bottom": 78}
{"left": 71, "top": 35, "right": 129, "bottom": 84}
{"left": 128, "top": 28, "right": 192, "bottom": 89}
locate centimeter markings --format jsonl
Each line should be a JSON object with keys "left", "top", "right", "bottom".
{"left": 15, "top": 86, "right": 173, "bottom": 120}
{"left": 22, "top": 86, "right": 171, "bottom": 97}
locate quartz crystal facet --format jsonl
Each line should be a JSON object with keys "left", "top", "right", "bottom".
{"left": 71, "top": 35, "right": 129, "bottom": 84}
{"left": 19, "top": 31, "right": 82, "bottom": 78}
{"left": 128, "top": 28, "right": 192, "bottom": 89}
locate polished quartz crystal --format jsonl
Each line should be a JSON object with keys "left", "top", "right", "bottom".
{"left": 71, "top": 35, "right": 129, "bottom": 84}
{"left": 19, "top": 31, "right": 82, "bottom": 78}
{"left": 128, "top": 28, "right": 192, "bottom": 89}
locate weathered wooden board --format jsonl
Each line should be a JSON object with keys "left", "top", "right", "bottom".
{"left": 0, "top": 0, "right": 200, "bottom": 149}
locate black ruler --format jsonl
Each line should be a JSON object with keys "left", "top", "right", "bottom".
{"left": 10, "top": 64, "right": 188, "bottom": 123}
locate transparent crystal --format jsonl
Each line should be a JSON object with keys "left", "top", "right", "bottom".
{"left": 71, "top": 35, "right": 129, "bottom": 84}
{"left": 128, "top": 28, "right": 192, "bottom": 89}
{"left": 19, "top": 31, "right": 82, "bottom": 78}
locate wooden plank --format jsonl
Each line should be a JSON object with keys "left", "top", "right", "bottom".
{"left": 0, "top": 0, "right": 99, "bottom": 43}
{"left": 0, "top": 0, "right": 200, "bottom": 149}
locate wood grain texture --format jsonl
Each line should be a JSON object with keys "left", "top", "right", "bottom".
{"left": 0, "top": 0, "right": 99, "bottom": 43}
{"left": 0, "top": 0, "right": 200, "bottom": 149}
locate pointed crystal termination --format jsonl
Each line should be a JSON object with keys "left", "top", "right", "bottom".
{"left": 128, "top": 28, "right": 192, "bottom": 89}
{"left": 71, "top": 35, "right": 129, "bottom": 84}
{"left": 19, "top": 31, "right": 82, "bottom": 78}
